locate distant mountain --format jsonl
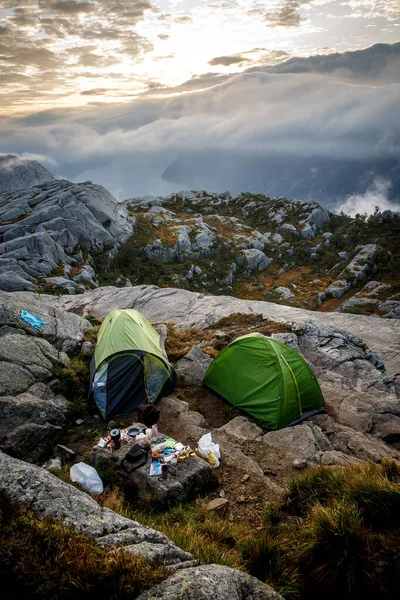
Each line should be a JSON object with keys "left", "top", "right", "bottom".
{"left": 0, "top": 154, "right": 54, "bottom": 193}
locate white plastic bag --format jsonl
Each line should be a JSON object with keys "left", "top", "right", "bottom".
{"left": 197, "top": 433, "right": 221, "bottom": 468}
{"left": 70, "top": 462, "right": 104, "bottom": 495}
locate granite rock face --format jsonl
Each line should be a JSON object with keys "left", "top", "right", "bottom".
{"left": 0, "top": 178, "right": 135, "bottom": 292}
{"left": 0, "top": 154, "right": 54, "bottom": 193}
{"left": 0, "top": 450, "right": 192, "bottom": 566}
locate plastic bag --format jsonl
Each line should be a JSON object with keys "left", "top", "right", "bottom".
{"left": 197, "top": 433, "right": 221, "bottom": 468}
{"left": 70, "top": 462, "right": 104, "bottom": 495}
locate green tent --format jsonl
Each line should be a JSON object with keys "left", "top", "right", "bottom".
{"left": 203, "top": 333, "right": 324, "bottom": 430}
{"left": 90, "top": 309, "right": 176, "bottom": 419}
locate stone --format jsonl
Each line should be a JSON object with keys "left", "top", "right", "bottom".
{"left": 238, "top": 249, "right": 272, "bottom": 272}
{"left": 81, "top": 341, "right": 94, "bottom": 354}
{"left": 274, "top": 286, "right": 294, "bottom": 300}
{"left": 90, "top": 440, "right": 213, "bottom": 504}
{"left": 0, "top": 392, "right": 68, "bottom": 462}
{"left": 175, "top": 345, "right": 213, "bottom": 385}
{"left": 262, "top": 424, "right": 321, "bottom": 463}
{"left": 42, "top": 457, "right": 63, "bottom": 473}
{"left": 0, "top": 271, "right": 38, "bottom": 291}
{"left": 207, "top": 498, "right": 229, "bottom": 511}
{"left": 0, "top": 333, "right": 69, "bottom": 397}
{"left": 218, "top": 416, "right": 263, "bottom": 441}
{"left": 0, "top": 450, "right": 192, "bottom": 566}
{"left": 319, "top": 450, "right": 365, "bottom": 466}
{"left": 0, "top": 290, "right": 91, "bottom": 352}
{"left": 338, "top": 251, "right": 348, "bottom": 260}
{"left": 136, "top": 564, "right": 283, "bottom": 600}
{"left": 53, "top": 284, "right": 400, "bottom": 379}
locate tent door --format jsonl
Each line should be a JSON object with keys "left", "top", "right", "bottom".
{"left": 106, "top": 354, "right": 147, "bottom": 418}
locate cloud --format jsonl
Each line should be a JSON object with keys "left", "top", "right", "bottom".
{"left": 250, "top": 0, "right": 312, "bottom": 28}
{"left": 209, "top": 55, "right": 250, "bottom": 66}
{"left": 0, "top": 42, "right": 399, "bottom": 205}
{"left": 336, "top": 178, "right": 400, "bottom": 216}
{"left": 38, "top": 0, "right": 97, "bottom": 14}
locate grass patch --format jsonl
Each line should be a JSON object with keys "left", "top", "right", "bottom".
{"left": 0, "top": 491, "right": 166, "bottom": 600}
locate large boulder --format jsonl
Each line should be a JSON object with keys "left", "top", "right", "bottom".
{"left": 137, "top": 564, "right": 283, "bottom": 600}
{"left": 0, "top": 392, "right": 68, "bottom": 462}
{"left": 175, "top": 345, "right": 213, "bottom": 385}
{"left": 0, "top": 290, "right": 91, "bottom": 352}
{"left": 0, "top": 333, "right": 68, "bottom": 397}
{"left": 0, "top": 450, "right": 192, "bottom": 565}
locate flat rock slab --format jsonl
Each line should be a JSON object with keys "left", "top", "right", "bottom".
{"left": 136, "top": 564, "right": 283, "bottom": 600}
{"left": 0, "top": 450, "right": 191, "bottom": 566}
{"left": 52, "top": 285, "right": 400, "bottom": 377}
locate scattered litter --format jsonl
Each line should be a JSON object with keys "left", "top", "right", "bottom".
{"left": 196, "top": 432, "right": 221, "bottom": 468}
{"left": 70, "top": 462, "right": 103, "bottom": 494}
{"left": 20, "top": 309, "right": 46, "bottom": 331}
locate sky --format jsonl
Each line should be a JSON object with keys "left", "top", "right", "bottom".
{"left": 0, "top": 1, "right": 399, "bottom": 211}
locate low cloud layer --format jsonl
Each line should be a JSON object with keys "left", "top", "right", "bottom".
{"left": 336, "top": 179, "right": 400, "bottom": 216}
{"left": 0, "top": 43, "right": 399, "bottom": 206}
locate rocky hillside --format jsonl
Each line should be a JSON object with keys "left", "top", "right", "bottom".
{"left": 0, "top": 158, "right": 398, "bottom": 318}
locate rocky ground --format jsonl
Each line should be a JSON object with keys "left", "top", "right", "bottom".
{"left": 0, "top": 156, "right": 399, "bottom": 318}
{"left": 1, "top": 156, "right": 399, "bottom": 599}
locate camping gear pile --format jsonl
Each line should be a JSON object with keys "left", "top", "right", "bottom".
{"left": 95, "top": 423, "right": 199, "bottom": 478}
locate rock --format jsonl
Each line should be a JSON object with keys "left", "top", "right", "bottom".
{"left": 53, "top": 285, "right": 400, "bottom": 379}
{"left": 0, "top": 392, "right": 68, "bottom": 462}
{"left": 207, "top": 498, "right": 229, "bottom": 511}
{"left": 319, "top": 450, "right": 365, "bottom": 466}
{"left": 0, "top": 154, "right": 54, "bottom": 193}
{"left": 272, "top": 233, "right": 283, "bottom": 244}
{"left": 301, "top": 224, "right": 315, "bottom": 239}
{"left": 0, "top": 333, "right": 69, "bottom": 396}
{"left": 338, "top": 251, "right": 348, "bottom": 260}
{"left": 262, "top": 423, "right": 322, "bottom": 463}
{"left": 90, "top": 437, "right": 213, "bottom": 504}
{"left": 42, "top": 457, "right": 63, "bottom": 473}
{"left": 238, "top": 249, "right": 272, "bottom": 272}
{"left": 338, "top": 297, "right": 379, "bottom": 313}
{"left": 81, "top": 341, "right": 94, "bottom": 354}
{"left": 241, "top": 474, "right": 250, "bottom": 483}
{"left": 0, "top": 450, "right": 192, "bottom": 565}
{"left": 136, "top": 564, "right": 283, "bottom": 600}
{"left": 0, "top": 290, "right": 91, "bottom": 352}
{"left": 219, "top": 416, "right": 263, "bottom": 441}
{"left": 0, "top": 271, "right": 38, "bottom": 291}
{"left": 175, "top": 345, "right": 213, "bottom": 385}
{"left": 274, "top": 286, "right": 294, "bottom": 300}
{"left": 280, "top": 223, "right": 298, "bottom": 235}
{"left": 0, "top": 178, "right": 135, "bottom": 291}
{"left": 293, "top": 458, "right": 307, "bottom": 469}
{"left": 44, "top": 276, "right": 78, "bottom": 294}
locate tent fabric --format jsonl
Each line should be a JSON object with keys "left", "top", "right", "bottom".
{"left": 94, "top": 309, "right": 166, "bottom": 370}
{"left": 91, "top": 309, "right": 176, "bottom": 419}
{"left": 203, "top": 332, "right": 324, "bottom": 431}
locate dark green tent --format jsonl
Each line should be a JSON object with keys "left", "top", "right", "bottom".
{"left": 203, "top": 333, "right": 324, "bottom": 430}
{"left": 90, "top": 309, "right": 176, "bottom": 419}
